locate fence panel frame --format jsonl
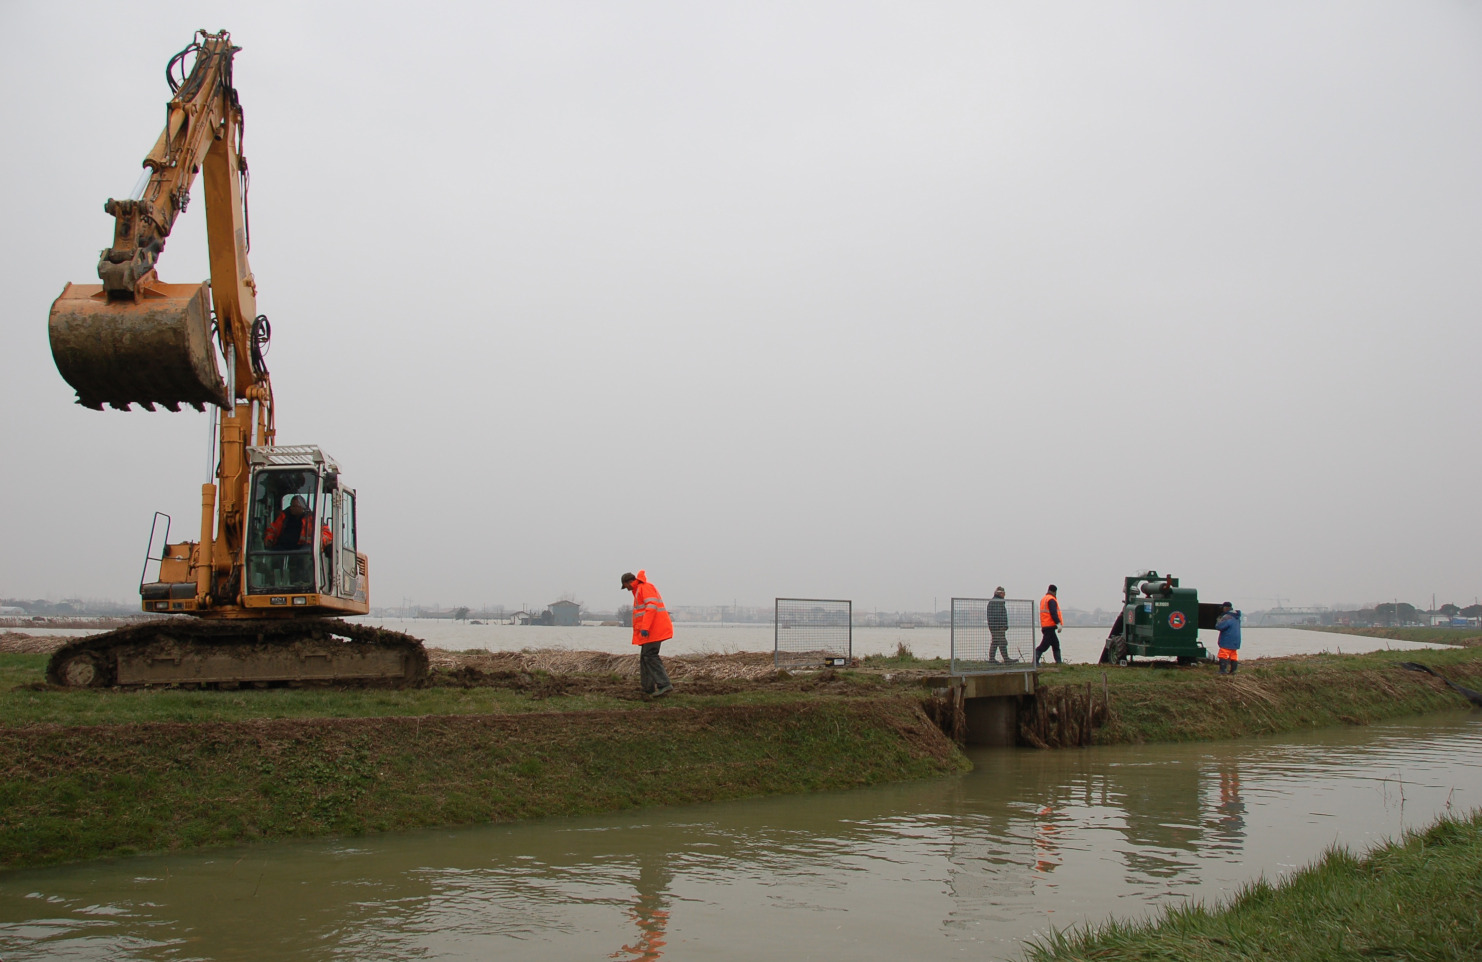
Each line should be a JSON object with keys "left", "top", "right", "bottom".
{"left": 774, "top": 597, "right": 853, "bottom": 667}
{"left": 951, "top": 596, "right": 1037, "bottom": 674}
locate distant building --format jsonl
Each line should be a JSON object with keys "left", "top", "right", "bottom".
{"left": 549, "top": 600, "right": 582, "bottom": 627}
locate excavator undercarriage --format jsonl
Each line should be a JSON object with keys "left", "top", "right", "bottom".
{"left": 47, "top": 619, "right": 428, "bottom": 689}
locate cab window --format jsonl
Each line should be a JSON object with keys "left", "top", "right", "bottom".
{"left": 246, "top": 469, "right": 319, "bottom": 593}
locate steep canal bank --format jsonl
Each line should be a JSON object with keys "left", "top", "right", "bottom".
{"left": 2, "top": 638, "right": 1481, "bottom": 872}
{"left": 0, "top": 694, "right": 965, "bottom": 872}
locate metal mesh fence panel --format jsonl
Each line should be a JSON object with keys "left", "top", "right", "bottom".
{"left": 774, "top": 598, "right": 852, "bottom": 667}
{"left": 952, "top": 597, "right": 1037, "bottom": 674}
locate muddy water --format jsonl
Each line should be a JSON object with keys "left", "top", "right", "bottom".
{"left": 3, "top": 713, "right": 1480, "bottom": 961}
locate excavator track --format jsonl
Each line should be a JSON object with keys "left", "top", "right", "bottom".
{"left": 46, "top": 619, "right": 428, "bottom": 689}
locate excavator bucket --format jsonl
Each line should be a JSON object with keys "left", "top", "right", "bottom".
{"left": 49, "top": 280, "right": 229, "bottom": 411}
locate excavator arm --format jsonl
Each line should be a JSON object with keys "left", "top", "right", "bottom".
{"left": 48, "top": 29, "right": 276, "bottom": 609}
{"left": 50, "top": 29, "right": 270, "bottom": 421}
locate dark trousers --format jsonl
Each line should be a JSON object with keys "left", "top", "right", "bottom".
{"left": 989, "top": 630, "right": 1009, "bottom": 662}
{"left": 639, "top": 641, "right": 671, "bottom": 693}
{"left": 1034, "top": 627, "right": 1062, "bottom": 665}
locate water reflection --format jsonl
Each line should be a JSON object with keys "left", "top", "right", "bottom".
{"left": 610, "top": 853, "right": 673, "bottom": 961}
{"left": 1211, "top": 761, "right": 1246, "bottom": 846}
{"left": 1, "top": 713, "right": 1478, "bottom": 961}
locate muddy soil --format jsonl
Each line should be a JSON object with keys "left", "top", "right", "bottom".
{"left": 0, "top": 617, "right": 145, "bottom": 631}
{"left": 1, "top": 633, "right": 923, "bottom": 697}
{"left": 0, "top": 632, "right": 74, "bottom": 654}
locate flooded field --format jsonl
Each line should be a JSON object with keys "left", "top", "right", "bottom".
{"left": 2, "top": 711, "right": 1478, "bottom": 960}
{"left": 345, "top": 620, "right": 1444, "bottom": 662}
{"left": 9, "top": 620, "right": 1447, "bottom": 663}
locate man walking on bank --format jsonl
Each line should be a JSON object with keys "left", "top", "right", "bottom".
{"left": 1215, "top": 602, "right": 1242, "bottom": 674}
{"left": 622, "top": 570, "right": 674, "bottom": 698}
{"left": 987, "top": 587, "right": 1014, "bottom": 663}
{"left": 1034, "top": 584, "right": 1064, "bottom": 666}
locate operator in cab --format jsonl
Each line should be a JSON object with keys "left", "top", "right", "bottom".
{"left": 264, "top": 495, "right": 331, "bottom": 550}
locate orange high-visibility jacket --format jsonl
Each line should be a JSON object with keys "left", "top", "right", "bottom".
{"left": 628, "top": 570, "right": 675, "bottom": 646}
{"left": 265, "top": 511, "right": 332, "bottom": 549}
{"left": 1039, "top": 593, "right": 1061, "bottom": 628}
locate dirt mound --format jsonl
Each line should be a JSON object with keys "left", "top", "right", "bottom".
{"left": 426, "top": 647, "right": 780, "bottom": 681}
{"left": 2, "top": 638, "right": 896, "bottom": 698}
{"left": 425, "top": 651, "right": 886, "bottom": 698}
{"left": 0, "top": 633, "right": 73, "bottom": 654}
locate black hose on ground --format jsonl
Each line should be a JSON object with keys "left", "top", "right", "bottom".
{"left": 1399, "top": 662, "right": 1482, "bottom": 706}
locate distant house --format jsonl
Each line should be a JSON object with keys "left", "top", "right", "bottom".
{"left": 549, "top": 600, "right": 582, "bottom": 627}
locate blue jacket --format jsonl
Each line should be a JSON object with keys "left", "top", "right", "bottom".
{"left": 1215, "top": 611, "right": 1242, "bottom": 650}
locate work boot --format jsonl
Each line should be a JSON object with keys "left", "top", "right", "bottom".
{"left": 1217, "top": 662, "right": 1227, "bottom": 675}
{"left": 1229, "top": 661, "right": 1238, "bottom": 675}
{"left": 652, "top": 684, "right": 675, "bottom": 699}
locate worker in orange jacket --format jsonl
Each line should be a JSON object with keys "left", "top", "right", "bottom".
{"left": 1033, "top": 584, "right": 1064, "bottom": 666}
{"left": 622, "top": 570, "right": 675, "bottom": 698}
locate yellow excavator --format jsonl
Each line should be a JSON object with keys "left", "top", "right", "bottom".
{"left": 46, "top": 30, "right": 425, "bottom": 688}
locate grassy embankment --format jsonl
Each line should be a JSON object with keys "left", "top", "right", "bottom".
{"left": 0, "top": 650, "right": 967, "bottom": 872}
{"left": 1023, "top": 643, "right": 1482, "bottom": 745}
{"left": 1023, "top": 808, "right": 1482, "bottom": 962}
{"left": 1305, "top": 624, "right": 1482, "bottom": 646}
{"left": 4, "top": 633, "right": 1481, "bottom": 872}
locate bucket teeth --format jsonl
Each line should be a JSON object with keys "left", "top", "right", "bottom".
{"left": 49, "top": 280, "right": 229, "bottom": 412}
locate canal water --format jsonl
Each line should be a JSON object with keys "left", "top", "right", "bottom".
{"left": 2, "top": 711, "right": 1479, "bottom": 961}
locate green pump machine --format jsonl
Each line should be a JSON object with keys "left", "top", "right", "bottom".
{"left": 1100, "top": 570, "right": 1224, "bottom": 666}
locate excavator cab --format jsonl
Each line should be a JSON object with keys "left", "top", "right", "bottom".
{"left": 243, "top": 446, "right": 364, "bottom": 612}
{"left": 246, "top": 470, "right": 322, "bottom": 593}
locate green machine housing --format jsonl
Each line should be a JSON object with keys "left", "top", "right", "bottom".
{"left": 1101, "top": 570, "right": 1223, "bottom": 665}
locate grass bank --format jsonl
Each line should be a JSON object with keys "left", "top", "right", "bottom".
{"left": 0, "top": 696, "right": 965, "bottom": 871}
{"left": 1302, "top": 625, "right": 1482, "bottom": 647}
{"left": 1026, "top": 646, "right": 1482, "bottom": 746}
{"left": 1023, "top": 808, "right": 1482, "bottom": 962}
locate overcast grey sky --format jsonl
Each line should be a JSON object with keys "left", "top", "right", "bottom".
{"left": 3, "top": 1, "right": 1480, "bottom": 614}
